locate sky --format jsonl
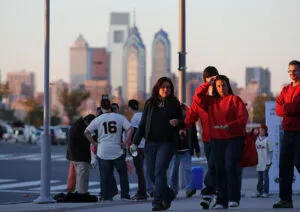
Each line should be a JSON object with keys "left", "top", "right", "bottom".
{"left": 0, "top": 0, "right": 300, "bottom": 94}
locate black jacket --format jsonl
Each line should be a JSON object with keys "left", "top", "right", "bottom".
{"left": 177, "top": 125, "right": 200, "bottom": 155}
{"left": 66, "top": 117, "right": 91, "bottom": 163}
{"left": 133, "top": 97, "right": 183, "bottom": 145}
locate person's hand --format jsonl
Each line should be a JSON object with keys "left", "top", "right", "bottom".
{"left": 214, "top": 125, "right": 229, "bottom": 131}
{"left": 179, "top": 129, "right": 186, "bottom": 136}
{"left": 121, "top": 142, "right": 128, "bottom": 149}
{"left": 207, "top": 76, "right": 217, "bottom": 85}
{"left": 169, "top": 119, "right": 179, "bottom": 127}
{"left": 129, "top": 144, "right": 137, "bottom": 153}
{"left": 266, "top": 163, "right": 272, "bottom": 169}
{"left": 195, "top": 152, "right": 201, "bottom": 158}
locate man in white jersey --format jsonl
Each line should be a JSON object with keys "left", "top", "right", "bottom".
{"left": 84, "top": 98, "right": 133, "bottom": 201}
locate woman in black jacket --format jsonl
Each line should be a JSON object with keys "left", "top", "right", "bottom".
{"left": 66, "top": 114, "right": 95, "bottom": 194}
{"left": 131, "top": 77, "right": 183, "bottom": 211}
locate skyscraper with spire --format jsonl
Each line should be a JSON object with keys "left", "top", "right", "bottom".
{"left": 122, "top": 13, "right": 146, "bottom": 101}
{"left": 150, "top": 29, "right": 171, "bottom": 89}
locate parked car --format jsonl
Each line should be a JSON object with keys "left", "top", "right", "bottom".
{"left": 55, "top": 125, "right": 70, "bottom": 144}
{"left": 38, "top": 126, "right": 66, "bottom": 145}
{"left": 12, "top": 127, "right": 27, "bottom": 143}
{"left": 0, "top": 124, "right": 13, "bottom": 141}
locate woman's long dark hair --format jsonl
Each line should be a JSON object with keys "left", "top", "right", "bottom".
{"left": 212, "top": 75, "right": 234, "bottom": 97}
{"left": 147, "top": 77, "right": 176, "bottom": 105}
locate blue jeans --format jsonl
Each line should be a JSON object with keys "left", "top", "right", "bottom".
{"left": 168, "top": 151, "right": 193, "bottom": 194}
{"left": 98, "top": 154, "right": 130, "bottom": 199}
{"left": 257, "top": 168, "right": 269, "bottom": 194}
{"left": 279, "top": 130, "right": 300, "bottom": 201}
{"left": 145, "top": 142, "right": 176, "bottom": 206}
{"left": 212, "top": 137, "right": 244, "bottom": 206}
{"left": 203, "top": 142, "right": 216, "bottom": 194}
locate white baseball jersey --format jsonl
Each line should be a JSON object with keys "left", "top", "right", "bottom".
{"left": 131, "top": 112, "right": 145, "bottom": 148}
{"left": 255, "top": 136, "right": 273, "bottom": 171}
{"left": 86, "top": 112, "right": 131, "bottom": 160}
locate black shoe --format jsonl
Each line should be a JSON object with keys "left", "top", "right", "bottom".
{"left": 152, "top": 204, "right": 164, "bottom": 211}
{"left": 186, "top": 188, "right": 196, "bottom": 198}
{"left": 162, "top": 202, "right": 171, "bottom": 210}
{"left": 273, "top": 199, "right": 293, "bottom": 208}
{"left": 149, "top": 191, "right": 154, "bottom": 197}
{"left": 131, "top": 193, "right": 148, "bottom": 200}
{"left": 200, "top": 197, "right": 211, "bottom": 210}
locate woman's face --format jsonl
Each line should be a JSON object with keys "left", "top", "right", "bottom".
{"left": 159, "top": 81, "right": 171, "bottom": 99}
{"left": 215, "top": 79, "right": 229, "bottom": 97}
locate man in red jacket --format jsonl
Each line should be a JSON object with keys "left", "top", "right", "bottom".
{"left": 273, "top": 60, "right": 300, "bottom": 209}
{"left": 185, "top": 66, "right": 219, "bottom": 209}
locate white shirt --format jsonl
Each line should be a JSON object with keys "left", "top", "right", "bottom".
{"left": 131, "top": 112, "right": 145, "bottom": 148}
{"left": 86, "top": 112, "right": 131, "bottom": 160}
{"left": 255, "top": 136, "right": 273, "bottom": 171}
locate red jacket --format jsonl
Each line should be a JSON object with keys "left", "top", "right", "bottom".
{"left": 187, "top": 82, "right": 248, "bottom": 140}
{"left": 276, "top": 83, "right": 300, "bottom": 131}
{"left": 185, "top": 87, "right": 210, "bottom": 142}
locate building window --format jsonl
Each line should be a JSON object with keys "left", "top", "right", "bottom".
{"left": 114, "top": 31, "right": 124, "bottom": 43}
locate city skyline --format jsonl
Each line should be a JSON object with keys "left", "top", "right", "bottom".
{"left": 1, "top": 0, "right": 300, "bottom": 94}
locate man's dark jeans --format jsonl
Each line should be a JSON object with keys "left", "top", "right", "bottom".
{"left": 98, "top": 154, "right": 130, "bottom": 199}
{"left": 203, "top": 142, "right": 216, "bottom": 194}
{"left": 145, "top": 142, "right": 176, "bottom": 206}
{"left": 212, "top": 137, "right": 244, "bottom": 206}
{"left": 257, "top": 168, "right": 269, "bottom": 194}
{"left": 132, "top": 148, "right": 147, "bottom": 196}
{"left": 97, "top": 157, "right": 118, "bottom": 198}
{"left": 279, "top": 130, "right": 300, "bottom": 201}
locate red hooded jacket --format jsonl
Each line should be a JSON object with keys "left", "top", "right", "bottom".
{"left": 185, "top": 86, "right": 211, "bottom": 142}
{"left": 187, "top": 82, "right": 248, "bottom": 140}
{"left": 276, "top": 83, "right": 300, "bottom": 131}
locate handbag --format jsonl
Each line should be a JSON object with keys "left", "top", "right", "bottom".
{"left": 238, "top": 133, "right": 258, "bottom": 167}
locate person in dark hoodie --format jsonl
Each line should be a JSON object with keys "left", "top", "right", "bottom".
{"left": 130, "top": 77, "right": 184, "bottom": 211}
{"left": 168, "top": 103, "right": 200, "bottom": 198}
{"left": 66, "top": 114, "right": 96, "bottom": 194}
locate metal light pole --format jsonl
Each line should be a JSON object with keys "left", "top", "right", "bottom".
{"left": 178, "top": 0, "right": 186, "bottom": 189}
{"left": 34, "top": 0, "right": 55, "bottom": 203}
{"left": 178, "top": 0, "right": 186, "bottom": 102}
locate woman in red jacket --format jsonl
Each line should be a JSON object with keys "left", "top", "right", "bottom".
{"left": 195, "top": 75, "right": 248, "bottom": 209}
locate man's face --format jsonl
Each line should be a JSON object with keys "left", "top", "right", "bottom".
{"left": 288, "top": 64, "right": 300, "bottom": 81}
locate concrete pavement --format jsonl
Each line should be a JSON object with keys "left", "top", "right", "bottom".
{"left": 1, "top": 178, "right": 300, "bottom": 212}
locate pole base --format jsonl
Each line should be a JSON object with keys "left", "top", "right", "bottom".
{"left": 33, "top": 196, "right": 56, "bottom": 204}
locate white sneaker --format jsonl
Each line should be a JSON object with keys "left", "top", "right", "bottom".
{"left": 252, "top": 192, "right": 261, "bottom": 198}
{"left": 212, "top": 204, "right": 227, "bottom": 209}
{"left": 261, "top": 193, "right": 269, "bottom": 198}
{"left": 229, "top": 201, "right": 239, "bottom": 207}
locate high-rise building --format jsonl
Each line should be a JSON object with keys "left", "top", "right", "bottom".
{"left": 70, "top": 34, "right": 91, "bottom": 90}
{"left": 89, "top": 48, "right": 110, "bottom": 81}
{"left": 83, "top": 80, "right": 111, "bottom": 113}
{"left": 108, "top": 12, "right": 130, "bottom": 90}
{"left": 123, "top": 25, "right": 146, "bottom": 101}
{"left": 7, "top": 70, "right": 35, "bottom": 98}
{"left": 150, "top": 29, "right": 171, "bottom": 89}
{"left": 185, "top": 71, "right": 203, "bottom": 106}
{"left": 246, "top": 67, "right": 271, "bottom": 95}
